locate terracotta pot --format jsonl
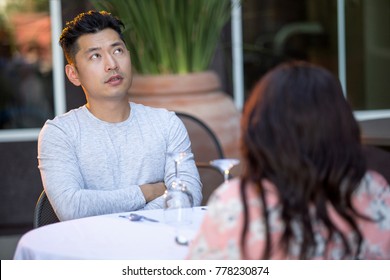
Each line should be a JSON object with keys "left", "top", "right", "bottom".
{"left": 128, "top": 71, "right": 241, "bottom": 163}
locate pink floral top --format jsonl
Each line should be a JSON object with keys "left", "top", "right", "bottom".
{"left": 187, "top": 171, "right": 390, "bottom": 259}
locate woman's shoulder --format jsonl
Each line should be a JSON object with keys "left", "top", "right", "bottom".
{"left": 354, "top": 171, "right": 390, "bottom": 259}
{"left": 366, "top": 170, "right": 389, "bottom": 186}
{"left": 354, "top": 170, "right": 390, "bottom": 209}
{"left": 207, "top": 178, "right": 241, "bottom": 205}
{"left": 360, "top": 170, "right": 390, "bottom": 194}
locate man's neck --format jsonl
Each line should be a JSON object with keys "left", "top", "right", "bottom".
{"left": 86, "top": 100, "right": 130, "bottom": 123}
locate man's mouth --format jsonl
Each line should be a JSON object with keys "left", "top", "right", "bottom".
{"left": 105, "top": 75, "right": 123, "bottom": 83}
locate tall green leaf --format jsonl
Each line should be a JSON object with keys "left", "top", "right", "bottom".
{"left": 90, "top": 0, "right": 234, "bottom": 75}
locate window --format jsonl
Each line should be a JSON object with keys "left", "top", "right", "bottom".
{"left": 0, "top": 0, "right": 65, "bottom": 141}
{"left": 241, "top": 0, "right": 390, "bottom": 119}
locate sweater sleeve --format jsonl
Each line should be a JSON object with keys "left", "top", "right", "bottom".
{"left": 38, "top": 120, "right": 146, "bottom": 221}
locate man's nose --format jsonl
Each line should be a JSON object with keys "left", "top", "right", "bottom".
{"left": 105, "top": 55, "right": 118, "bottom": 71}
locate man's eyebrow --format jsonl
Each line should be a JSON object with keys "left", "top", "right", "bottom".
{"left": 84, "top": 41, "right": 125, "bottom": 55}
{"left": 111, "top": 41, "right": 125, "bottom": 48}
{"left": 84, "top": 47, "right": 101, "bottom": 55}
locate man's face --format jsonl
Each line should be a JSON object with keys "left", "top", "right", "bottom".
{"left": 65, "top": 28, "right": 132, "bottom": 103}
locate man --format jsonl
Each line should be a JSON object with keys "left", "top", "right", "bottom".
{"left": 38, "top": 10, "right": 202, "bottom": 221}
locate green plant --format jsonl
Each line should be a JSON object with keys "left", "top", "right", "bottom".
{"left": 91, "top": 0, "right": 234, "bottom": 75}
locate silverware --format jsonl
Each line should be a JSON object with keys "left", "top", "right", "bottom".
{"left": 119, "top": 213, "right": 159, "bottom": 223}
{"left": 175, "top": 235, "right": 190, "bottom": 246}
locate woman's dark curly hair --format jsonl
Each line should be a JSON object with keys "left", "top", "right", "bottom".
{"left": 240, "top": 61, "right": 367, "bottom": 259}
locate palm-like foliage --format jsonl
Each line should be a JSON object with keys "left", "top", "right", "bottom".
{"left": 91, "top": 0, "right": 233, "bottom": 75}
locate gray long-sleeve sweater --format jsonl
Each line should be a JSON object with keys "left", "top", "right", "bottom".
{"left": 38, "top": 102, "right": 202, "bottom": 221}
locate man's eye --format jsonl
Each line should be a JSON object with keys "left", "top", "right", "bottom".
{"left": 91, "top": 53, "right": 100, "bottom": 59}
{"left": 114, "top": 48, "right": 123, "bottom": 54}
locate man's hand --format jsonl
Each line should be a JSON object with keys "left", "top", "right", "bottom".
{"left": 140, "top": 182, "right": 166, "bottom": 203}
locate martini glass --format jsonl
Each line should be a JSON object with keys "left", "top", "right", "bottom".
{"left": 164, "top": 152, "right": 194, "bottom": 245}
{"left": 210, "top": 158, "right": 240, "bottom": 183}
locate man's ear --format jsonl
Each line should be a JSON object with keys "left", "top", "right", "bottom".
{"left": 65, "top": 64, "right": 81, "bottom": 86}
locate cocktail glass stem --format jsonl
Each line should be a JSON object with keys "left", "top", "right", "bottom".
{"left": 224, "top": 170, "right": 230, "bottom": 183}
{"left": 210, "top": 158, "right": 240, "bottom": 184}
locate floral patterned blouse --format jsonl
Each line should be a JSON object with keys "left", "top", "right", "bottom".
{"left": 187, "top": 171, "right": 390, "bottom": 259}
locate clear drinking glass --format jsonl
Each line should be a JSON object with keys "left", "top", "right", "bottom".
{"left": 210, "top": 158, "right": 240, "bottom": 183}
{"left": 164, "top": 152, "right": 194, "bottom": 245}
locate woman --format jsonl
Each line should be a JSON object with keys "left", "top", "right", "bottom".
{"left": 187, "top": 61, "right": 390, "bottom": 259}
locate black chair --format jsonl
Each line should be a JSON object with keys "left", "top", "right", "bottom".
{"left": 33, "top": 190, "right": 60, "bottom": 228}
{"left": 195, "top": 163, "right": 225, "bottom": 205}
{"left": 175, "top": 112, "right": 224, "bottom": 160}
{"left": 175, "top": 112, "right": 225, "bottom": 205}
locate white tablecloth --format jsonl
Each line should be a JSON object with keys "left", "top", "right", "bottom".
{"left": 14, "top": 207, "right": 206, "bottom": 260}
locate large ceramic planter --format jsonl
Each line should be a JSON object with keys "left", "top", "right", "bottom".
{"left": 128, "top": 71, "right": 241, "bottom": 161}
